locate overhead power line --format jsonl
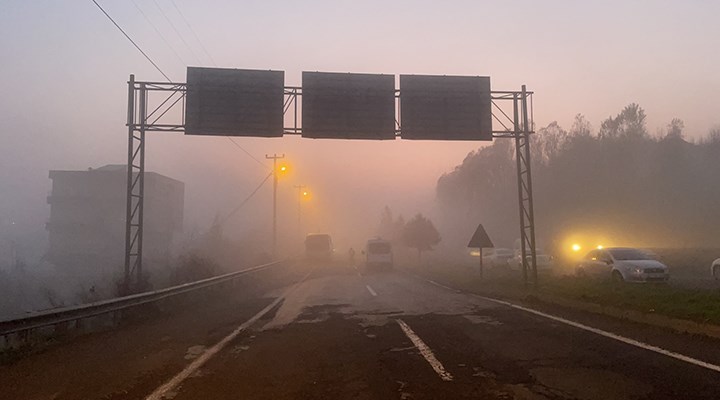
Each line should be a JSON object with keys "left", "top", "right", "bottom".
{"left": 131, "top": 0, "right": 186, "bottom": 66}
{"left": 227, "top": 137, "right": 271, "bottom": 170}
{"left": 90, "top": 0, "right": 172, "bottom": 82}
{"left": 92, "top": 0, "right": 267, "bottom": 172}
{"left": 169, "top": 0, "right": 218, "bottom": 66}
{"left": 151, "top": 0, "right": 202, "bottom": 64}
{"left": 157, "top": 1, "right": 266, "bottom": 171}
{"left": 218, "top": 171, "right": 274, "bottom": 227}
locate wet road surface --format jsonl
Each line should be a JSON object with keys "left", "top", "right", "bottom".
{"left": 2, "top": 261, "right": 719, "bottom": 399}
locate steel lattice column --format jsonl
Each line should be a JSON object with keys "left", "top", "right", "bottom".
{"left": 513, "top": 85, "right": 538, "bottom": 287}
{"left": 123, "top": 76, "right": 146, "bottom": 294}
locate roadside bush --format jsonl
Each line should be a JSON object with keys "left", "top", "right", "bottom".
{"left": 170, "top": 254, "right": 220, "bottom": 285}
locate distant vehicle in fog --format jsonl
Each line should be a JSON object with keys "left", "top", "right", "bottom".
{"left": 481, "top": 248, "right": 514, "bottom": 268}
{"left": 364, "top": 238, "right": 393, "bottom": 270}
{"left": 509, "top": 250, "right": 555, "bottom": 272}
{"left": 576, "top": 247, "right": 669, "bottom": 283}
{"left": 712, "top": 258, "right": 720, "bottom": 280}
{"left": 305, "top": 234, "right": 333, "bottom": 260}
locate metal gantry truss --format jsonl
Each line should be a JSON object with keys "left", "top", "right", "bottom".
{"left": 123, "top": 76, "right": 538, "bottom": 292}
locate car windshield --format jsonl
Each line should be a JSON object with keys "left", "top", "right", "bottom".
{"left": 608, "top": 248, "right": 652, "bottom": 260}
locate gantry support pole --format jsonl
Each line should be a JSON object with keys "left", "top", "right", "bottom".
{"left": 513, "top": 85, "right": 538, "bottom": 288}
{"left": 521, "top": 85, "right": 538, "bottom": 286}
{"left": 123, "top": 75, "right": 135, "bottom": 294}
{"left": 123, "top": 76, "right": 147, "bottom": 294}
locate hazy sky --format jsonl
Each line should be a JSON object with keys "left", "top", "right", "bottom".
{"left": 1, "top": 0, "right": 720, "bottom": 259}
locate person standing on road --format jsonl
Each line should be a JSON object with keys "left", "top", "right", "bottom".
{"left": 348, "top": 247, "right": 356, "bottom": 266}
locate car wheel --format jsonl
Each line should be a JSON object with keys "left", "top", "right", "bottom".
{"left": 611, "top": 270, "right": 624, "bottom": 283}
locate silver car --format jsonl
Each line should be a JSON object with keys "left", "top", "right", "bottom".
{"left": 576, "top": 247, "right": 669, "bottom": 283}
{"left": 509, "top": 251, "right": 554, "bottom": 272}
{"left": 481, "top": 248, "right": 514, "bottom": 268}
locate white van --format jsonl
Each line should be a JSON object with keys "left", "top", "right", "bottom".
{"left": 365, "top": 238, "right": 393, "bottom": 270}
{"left": 305, "top": 233, "right": 334, "bottom": 260}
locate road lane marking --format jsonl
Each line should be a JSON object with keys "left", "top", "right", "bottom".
{"left": 145, "top": 270, "right": 314, "bottom": 400}
{"left": 366, "top": 285, "right": 378, "bottom": 297}
{"left": 419, "top": 276, "right": 462, "bottom": 293}
{"left": 396, "top": 319, "right": 453, "bottom": 381}
{"left": 415, "top": 275, "right": 720, "bottom": 374}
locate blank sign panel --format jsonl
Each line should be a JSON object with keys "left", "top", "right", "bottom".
{"left": 185, "top": 67, "right": 284, "bottom": 137}
{"left": 302, "top": 72, "right": 396, "bottom": 140}
{"left": 400, "top": 75, "right": 492, "bottom": 141}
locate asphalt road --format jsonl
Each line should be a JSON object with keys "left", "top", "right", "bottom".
{"left": 2, "top": 260, "right": 720, "bottom": 399}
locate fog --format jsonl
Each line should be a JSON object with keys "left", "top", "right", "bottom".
{"left": 2, "top": 1, "right": 720, "bottom": 317}
{"left": 438, "top": 109, "right": 720, "bottom": 257}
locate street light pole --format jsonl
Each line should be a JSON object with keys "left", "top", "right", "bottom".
{"left": 266, "top": 153, "right": 285, "bottom": 257}
{"left": 293, "top": 184, "right": 306, "bottom": 236}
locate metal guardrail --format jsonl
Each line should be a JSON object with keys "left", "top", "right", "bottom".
{"left": 0, "top": 260, "right": 285, "bottom": 337}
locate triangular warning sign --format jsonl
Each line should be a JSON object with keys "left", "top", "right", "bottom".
{"left": 467, "top": 224, "right": 494, "bottom": 248}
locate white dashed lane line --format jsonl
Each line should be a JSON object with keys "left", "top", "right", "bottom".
{"left": 396, "top": 319, "right": 453, "bottom": 381}
{"left": 366, "top": 285, "right": 378, "bottom": 297}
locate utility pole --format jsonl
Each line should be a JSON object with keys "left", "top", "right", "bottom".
{"left": 293, "top": 184, "right": 306, "bottom": 236}
{"left": 266, "top": 153, "right": 285, "bottom": 257}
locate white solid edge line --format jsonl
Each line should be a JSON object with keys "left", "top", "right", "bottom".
{"left": 396, "top": 319, "right": 453, "bottom": 381}
{"left": 145, "top": 271, "right": 313, "bottom": 400}
{"left": 366, "top": 285, "right": 378, "bottom": 297}
{"left": 419, "top": 276, "right": 720, "bottom": 374}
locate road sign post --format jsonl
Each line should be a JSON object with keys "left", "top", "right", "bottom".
{"left": 468, "top": 224, "right": 494, "bottom": 280}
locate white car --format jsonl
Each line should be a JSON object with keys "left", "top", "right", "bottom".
{"left": 576, "top": 247, "right": 669, "bottom": 283}
{"left": 712, "top": 258, "right": 720, "bottom": 280}
{"left": 481, "top": 248, "right": 514, "bottom": 268}
{"left": 509, "top": 251, "right": 554, "bottom": 272}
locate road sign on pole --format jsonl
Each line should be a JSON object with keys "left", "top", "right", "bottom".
{"left": 468, "top": 224, "right": 494, "bottom": 279}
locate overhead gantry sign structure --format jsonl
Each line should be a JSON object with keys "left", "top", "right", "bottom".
{"left": 123, "top": 67, "right": 538, "bottom": 292}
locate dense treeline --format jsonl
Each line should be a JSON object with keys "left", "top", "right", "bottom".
{"left": 437, "top": 104, "right": 720, "bottom": 251}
